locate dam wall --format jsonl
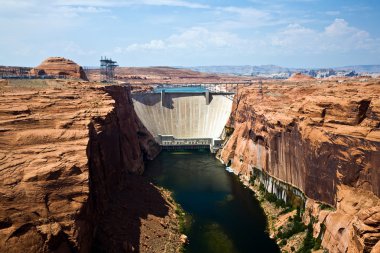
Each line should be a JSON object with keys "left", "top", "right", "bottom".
{"left": 132, "top": 92, "right": 233, "bottom": 150}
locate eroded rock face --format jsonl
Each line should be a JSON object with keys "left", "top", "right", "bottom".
{"left": 219, "top": 79, "right": 380, "bottom": 252}
{"left": 0, "top": 81, "right": 162, "bottom": 252}
{"left": 304, "top": 186, "right": 380, "bottom": 253}
{"left": 287, "top": 72, "right": 315, "bottom": 81}
{"left": 30, "top": 57, "right": 88, "bottom": 80}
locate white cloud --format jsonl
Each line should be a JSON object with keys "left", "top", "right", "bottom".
{"left": 270, "top": 23, "right": 317, "bottom": 51}
{"left": 116, "top": 40, "right": 166, "bottom": 52}
{"left": 167, "top": 27, "right": 242, "bottom": 48}
{"left": 270, "top": 19, "right": 380, "bottom": 53}
{"left": 0, "top": 0, "right": 379, "bottom": 66}
{"left": 116, "top": 19, "right": 380, "bottom": 57}
{"left": 115, "top": 27, "right": 244, "bottom": 53}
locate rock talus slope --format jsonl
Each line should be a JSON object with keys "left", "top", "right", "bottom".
{"left": 219, "top": 79, "right": 380, "bottom": 252}
{"left": 0, "top": 80, "right": 173, "bottom": 252}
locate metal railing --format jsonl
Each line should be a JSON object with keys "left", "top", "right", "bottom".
{"left": 155, "top": 82, "right": 251, "bottom": 93}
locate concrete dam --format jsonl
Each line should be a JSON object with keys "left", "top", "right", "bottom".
{"left": 132, "top": 86, "right": 234, "bottom": 151}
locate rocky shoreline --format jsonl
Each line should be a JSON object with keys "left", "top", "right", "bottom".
{"left": 216, "top": 154, "right": 310, "bottom": 252}
{"left": 240, "top": 174, "right": 308, "bottom": 252}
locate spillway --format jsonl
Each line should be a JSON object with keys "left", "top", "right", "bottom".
{"left": 132, "top": 89, "right": 233, "bottom": 151}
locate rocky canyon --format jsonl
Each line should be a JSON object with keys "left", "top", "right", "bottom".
{"left": 0, "top": 78, "right": 182, "bottom": 252}
{"left": 0, "top": 57, "right": 379, "bottom": 253}
{"left": 219, "top": 77, "right": 380, "bottom": 252}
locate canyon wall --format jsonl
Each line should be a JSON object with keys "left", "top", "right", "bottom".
{"left": 219, "top": 79, "right": 380, "bottom": 252}
{"left": 0, "top": 81, "right": 163, "bottom": 252}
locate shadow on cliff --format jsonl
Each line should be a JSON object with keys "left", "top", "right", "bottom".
{"left": 132, "top": 93, "right": 161, "bottom": 106}
{"left": 91, "top": 175, "right": 170, "bottom": 253}
{"left": 87, "top": 85, "right": 167, "bottom": 253}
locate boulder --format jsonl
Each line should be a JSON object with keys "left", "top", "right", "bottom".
{"left": 180, "top": 234, "right": 188, "bottom": 244}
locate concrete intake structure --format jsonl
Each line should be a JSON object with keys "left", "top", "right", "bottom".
{"left": 132, "top": 91, "right": 234, "bottom": 152}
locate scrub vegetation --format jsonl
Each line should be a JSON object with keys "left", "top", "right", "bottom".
{"left": 248, "top": 173, "right": 326, "bottom": 253}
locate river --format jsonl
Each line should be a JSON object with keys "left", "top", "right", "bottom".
{"left": 144, "top": 150, "right": 280, "bottom": 253}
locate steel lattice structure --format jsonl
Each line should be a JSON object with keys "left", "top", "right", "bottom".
{"left": 100, "top": 56, "right": 118, "bottom": 83}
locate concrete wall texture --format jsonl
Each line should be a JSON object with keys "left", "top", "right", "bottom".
{"left": 132, "top": 93, "right": 233, "bottom": 139}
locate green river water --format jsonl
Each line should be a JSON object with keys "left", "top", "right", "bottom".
{"left": 144, "top": 150, "right": 280, "bottom": 253}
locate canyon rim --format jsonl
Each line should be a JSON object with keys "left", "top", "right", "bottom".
{"left": 1, "top": 1, "right": 380, "bottom": 252}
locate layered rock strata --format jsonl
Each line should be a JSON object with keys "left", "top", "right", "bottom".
{"left": 0, "top": 80, "right": 179, "bottom": 252}
{"left": 219, "top": 79, "right": 380, "bottom": 252}
{"left": 30, "top": 57, "right": 88, "bottom": 81}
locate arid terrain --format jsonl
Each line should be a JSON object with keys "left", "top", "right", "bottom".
{"left": 219, "top": 77, "right": 380, "bottom": 252}
{"left": 0, "top": 57, "right": 379, "bottom": 253}
{"left": 85, "top": 66, "right": 254, "bottom": 85}
{"left": 0, "top": 78, "right": 182, "bottom": 252}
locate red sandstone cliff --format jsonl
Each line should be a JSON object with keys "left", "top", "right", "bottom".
{"left": 0, "top": 80, "right": 180, "bottom": 252}
{"left": 219, "top": 79, "right": 380, "bottom": 252}
{"left": 30, "top": 57, "right": 88, "bottom": 81}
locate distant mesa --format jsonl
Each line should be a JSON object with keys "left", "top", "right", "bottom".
{"left": 30, "top": 57, "right": 88, "bottom": 81}
{"left": 287, "top": 72, "right": 315, "bottom": 81}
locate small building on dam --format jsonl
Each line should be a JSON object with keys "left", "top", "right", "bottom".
{"left": 131, "top": 85, "right": 234, "bottom": 152}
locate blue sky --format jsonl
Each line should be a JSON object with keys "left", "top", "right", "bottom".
{"left": 0, "top": 0, "right": 379, "bottom": 67}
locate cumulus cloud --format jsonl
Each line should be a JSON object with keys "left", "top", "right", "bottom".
{"left": 115, "top": 18, "right": 380, "bottom": 58}
{"left": 1, "top": 0, "right": 379, "bottom": 66}
{"left": 115, "top": 27, "right": 243, "bottom": 53}
{"left": 270, "top": 19, "right": 380, "bottom": 53}
{"left": 115, "top": 40, "right": 166, "bottom": 52}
